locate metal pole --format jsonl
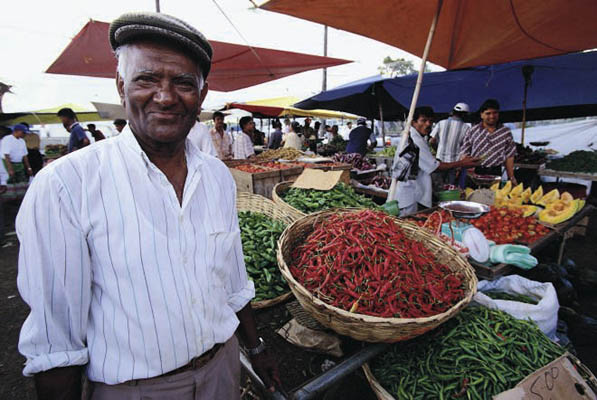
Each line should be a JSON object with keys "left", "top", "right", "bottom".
{"left": 322, "top": 25, "right": 328, "bottom": 92}
{"left": 520, "top": 65, "right": 534, "bottom": 146}
{"left": 155, "top": 0, "right": 160, "bottom": 12}
{"left": 378, "top": 92, "right": 385, "bottom": 148}
{"left": 388, "top": 0, "right": 443, "bottom": 202}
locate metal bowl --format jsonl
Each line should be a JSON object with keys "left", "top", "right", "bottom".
{"left": 470, "top": 174, "right": 501, "bottom": 187}
{"left": 438, "top": 201, "right": 490, "bottom": 219}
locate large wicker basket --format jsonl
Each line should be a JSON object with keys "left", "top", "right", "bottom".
{"left": 362, "top": 363, "right": 394, "bottom": 400}
{"left": 272, "top": 181, "right": 307, "bottom": 220}
{"left": 276, "top": 208, "right": 477, "bottom": 342}
{"left": 237, "top": 192, "right": 297, "bottom": 309}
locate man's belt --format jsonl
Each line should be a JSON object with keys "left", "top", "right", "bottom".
{"left": 125, "top": 343, "right": 224, "bottom": 386}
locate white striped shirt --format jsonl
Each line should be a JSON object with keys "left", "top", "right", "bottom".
{"left": 232, "top": 132, "right": 255, "bottom": 159}
{"left": 430, "top": 116, "right": 470, "bottom": 163}
{"left": 17, "top": 126, "right": 254, "bottom": 384}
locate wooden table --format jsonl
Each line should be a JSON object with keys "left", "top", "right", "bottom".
{"left": 471, "top": 204, "right": 594, "bottom": 280}
{"left": 539, "top": 168, "right": 597, "bottom": 182}
{"left": 353, "top": 185, "right": 388, "bottom": 200}
{"left": 409, "top": 204, "right": 594, "bottom": 280}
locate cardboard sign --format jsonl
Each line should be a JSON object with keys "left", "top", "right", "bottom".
{"left": 494, "top": 354, "right": 596, "bottom": 400}
{"left": 291, "top": 168, "right": 344, "bottom": 191}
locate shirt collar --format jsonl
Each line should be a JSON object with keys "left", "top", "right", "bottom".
{"left": 119, "top": 124, "right": 204, "bottom": 172}
{"left": 69, "top": 122, "right": 79, "bottom": 130}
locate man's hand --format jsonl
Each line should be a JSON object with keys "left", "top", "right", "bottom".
{"left": 509, "top": 176, "right": 518, "bottom": 186}
{"left": 459, "top": 156, "right": 481, "bottom": 169}
{"left": 250, "top": 351, "right": 281, "bottom": 392}
{"left": 0, "top": 185, "right": 6, "bottom": 194}
{"left": 26, "top": 167, "right": 33, "bottom": 176}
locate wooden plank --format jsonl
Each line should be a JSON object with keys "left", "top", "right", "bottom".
{"left": 353, "top": 186, "right": 388, "bottom": 199}
{"left": 539, "top": 168, "right": 597, "bottom": 181}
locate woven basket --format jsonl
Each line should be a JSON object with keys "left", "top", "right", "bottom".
{"left": 271, "top": 181, "right": 307, "bottom": 220}
{"left": 362, "top": 363, "right": 394, "bottom": 400}
{"left": 236, "top": 192, "right": 297, "bottom": 309}
{"left": 276, "top": 208, "right": 477, "bottom": 342}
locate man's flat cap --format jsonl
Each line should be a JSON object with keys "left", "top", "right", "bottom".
{"left": 109, "top": 12, "right": 213, "bottom": 79}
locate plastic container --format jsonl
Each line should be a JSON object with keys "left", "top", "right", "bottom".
{"left": 437, "top": 189, "right": 461, "bottom": 201}
{"left": 382, "top": 200, "right": 400, "bottom": 216}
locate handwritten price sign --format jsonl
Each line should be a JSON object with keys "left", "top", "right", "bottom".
{"left": 494, "top": 354, "right": 596, "bottom": 400}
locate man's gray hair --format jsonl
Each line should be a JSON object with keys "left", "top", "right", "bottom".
{"left": 114, "top": 44, "right": 205, "bottom": 90}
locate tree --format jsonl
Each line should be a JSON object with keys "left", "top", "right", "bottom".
{"left": 378, "top": 56, "right": 431, "bottom": 77}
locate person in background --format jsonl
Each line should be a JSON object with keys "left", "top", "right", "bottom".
{"left": 459, "top": 99, "right": 517, "bottom": 185}
{"left": 57, "top": 108, "right": 90, "bottom": 152}
{"left": 390, "top": 107, "right": 479, "bottom": 216}
{"left": 187, "top": 118, "right": 218, "bottom": 157}
{"left": 268, "top": 119, "right": 283, "bottom": 150}
{"left": 21, "top": 122, "right": 43, "bottom": 175}
{"left": 208, "top": 111, "right": 233, "bottom": 159}
{"left": 303, "top": 117, "right": 315, "bottom": 144}
{"left": 328, "top": 125, "right": 345, "bottom": 151}
{"left": 340, "top": 121, "right": 352, "bottom": 140}
{"left": 346, "top": 117, "right": 376, "bottom": 156}
{"left": 234, "top": 116, "right": 256, "bottom": 159}
{"left": 429, "top": 102, "right": 471, "bottom": 185}
{"left": 17, "top": 11, "right": 279, "bottom": 400}
{"left": 282, "top": 121, "right": 303, "bottom": 150}
{"left": 87, "top": 123, "right": 106, "bottom": 142}
{"left": 2, "top": 124, "right": 33, "bottom": 181}
{"left": 113, "top": 118, "right": 127, "bottom": 134}
{"left": 282, "top": 117, "right": 291, "bottom": 134}
{"left": 313, "top": 121, "right": 321, "bottom": 137}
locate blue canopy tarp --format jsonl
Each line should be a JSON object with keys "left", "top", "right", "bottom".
{"left": 294, "top": 75, "right": 408, "bottom": 120}
{"left": 382, "top": 51, "right": 597, "bottom": 122}
{"left": 296, "top": 51, "right": 597, "bottom": 123}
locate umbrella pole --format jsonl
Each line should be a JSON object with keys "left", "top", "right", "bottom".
{"left": 378, "top": 99, "right": 385, "bottom": 148}
{"left": 388, "top": 0, "right": 443, "bottom": 203}
{"left": 521, "top": 84, "right": 528, "bottom": 146}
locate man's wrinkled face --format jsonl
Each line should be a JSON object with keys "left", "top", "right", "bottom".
{"left": 481, "top": 108, "right": 499, "bottom": 127}
{"left": 412, "top": 115, "right": 433, "bottom": 136}
{"left": 117, "top": 41, "right": 208, "bottom": 145}
{"left": 214, "top": 116, "right": 225, "bottom": 131}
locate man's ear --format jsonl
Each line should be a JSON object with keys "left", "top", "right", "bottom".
{"left": 197, "top": 81, "right": 209, "bottom": 113}
{"left": 116, "top": 72, "right": 126, "bottom": 107}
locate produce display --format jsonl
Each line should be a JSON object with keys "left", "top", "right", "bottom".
{"left": 374, "top": 146, "right": 396, "bottom": 158}
{"left": 469, "top": 208, "right": 550, "bottom": 245}
{"left": 255, "top": 147, "right": 305, "bottom": 161}
{"left": 514, "top": 143, "right": 547, "bottom": 164}
{"left": 370, "top": 306, "right": 566, "bottom": 399}
{"left": 546, "top": 150, "right": 597, "bottom": 174}
{"left": 332, "top": 153, "right": 376, "bottom": 170}
{"left": 407, "top": 207, "right": 550, "bottom": 245}
{"left": 365, "top": 175, "right": 392, "bottom": 190}
{"left": 491, "top": 181, "right": 586, "bottom": 225}
{"left": 238, "top": 211, "right": 288, "bottom": 302}
{"left": 233, "top": 164, "right": 270, "bottom": 173}
{"left": 483, "top": 290, "right": 539, "bottom": 305}
{"left": 280, "top": 183, "right": 378, "bottom": 213}
{"left": 256, "top": 161, "right": 300, "bottom": 170}
{"left": 289, "top": 209, "right": 466, "bottom": 318}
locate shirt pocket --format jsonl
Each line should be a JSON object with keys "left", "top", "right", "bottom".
{"left": 205, "top": 230, "right": 239, "bottom": 289}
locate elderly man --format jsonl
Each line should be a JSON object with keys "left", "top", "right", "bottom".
{"left": 459, "top": 98, "right": 518, "bottom": 185}
{"left": 17, "top": 12, "right": 279, "bottom": 400}
{"left": 57, "top": 108, "right": 90, "bottom": 152}
{"left": 389, "top": 107, "right": 479, "bottom": 215}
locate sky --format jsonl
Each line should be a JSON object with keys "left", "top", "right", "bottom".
{"left": 0, "top": 0, "right": 439, "bottom": 114}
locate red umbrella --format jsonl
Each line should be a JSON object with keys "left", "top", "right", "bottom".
{"left": 46, "top": 20, "right": 351, "bottom": 92}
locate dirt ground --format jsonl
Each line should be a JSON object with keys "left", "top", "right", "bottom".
{"left": 1, "top": 199, "right": 596, "bottom": 400}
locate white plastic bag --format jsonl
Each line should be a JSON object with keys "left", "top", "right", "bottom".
{"left": 473, "top": 275, "right": 559, "bottom": 340}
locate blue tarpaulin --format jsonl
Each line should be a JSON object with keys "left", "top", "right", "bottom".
{"left": 296, "top": 51, "right": 597, "bottom": 122}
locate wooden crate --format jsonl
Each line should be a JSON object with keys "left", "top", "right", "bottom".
{"left": 279, "top": 164, "right": 305, "bottom": 182}
{"left": 229, "top": 168, "right": 281, "bottom": 199}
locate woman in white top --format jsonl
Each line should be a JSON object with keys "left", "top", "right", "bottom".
{"left": 282, "top": 121, "right": 303, "bottom": 150}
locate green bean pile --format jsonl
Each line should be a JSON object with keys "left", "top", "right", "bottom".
{"left": 483, "top": 291, "right": 539, "bottom": 305}
{"left": 371, "top": 306, "right": 565, "bottom": 399}
{"left": 281, "top": 183, "right": 379, "bottom": 213}
{"left": 238, "top": 211, "right": 288, "bottom": 301}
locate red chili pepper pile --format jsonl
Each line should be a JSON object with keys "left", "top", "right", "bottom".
{"left": 289, "top": 209, "right": 465, "bottom": 318}
{"left": 234, "top": 164, "right": 269, "bottom": 173}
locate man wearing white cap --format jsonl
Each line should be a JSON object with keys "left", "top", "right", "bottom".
{"left": 429, "top": 102, "right": 471, "bottom": 184}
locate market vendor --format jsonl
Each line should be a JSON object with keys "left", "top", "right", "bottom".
{"left": 233, "top": 116, "right": 257, "bottom": 159}
{"left": 459, "top": 99, "right": 517, "bottom": 185}
{"left": 2, "top": 124, "right": 33, "bottom": 186}
{"left": 17, "top": 11, "right": 279, "bottom": 399}
{"left": 328, "top": 125, "right": 346, "bottom": 151}
{"left": 282, "top": 121, "right": 303, "bottom": 150}
{"left": 346, "top": 117, "right": 376, "bottom": 156}
{"left": 390, "top": 107, "right": 479, "bottom": 215}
